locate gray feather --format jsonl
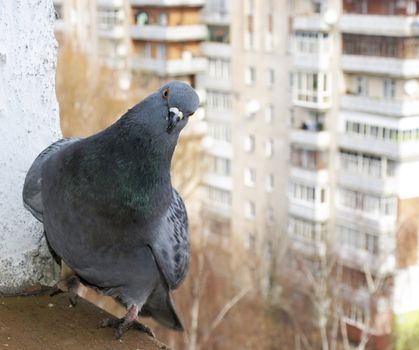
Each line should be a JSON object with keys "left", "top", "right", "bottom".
{"left": 150, "top": 189, "right": 189, "bottom": 290}
{"left": 22, "top": 138, "right": 80, "bottom": 222}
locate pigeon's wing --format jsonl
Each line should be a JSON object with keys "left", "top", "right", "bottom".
{"left": 22, "top": 138, "right": 80, "bottom": 222}
{"left": 150, "top": 189, "right": 189, "bottom": 290}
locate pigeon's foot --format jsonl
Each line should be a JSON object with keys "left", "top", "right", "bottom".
{"left": 50, "top": 275, "right": 80, "bottom": 307}
{"left": 98, "top": 305, "right": 155, "bottom": 339}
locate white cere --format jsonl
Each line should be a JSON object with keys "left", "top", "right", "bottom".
{"left": 169, "top": 107, "right": 184, "bottom": 120}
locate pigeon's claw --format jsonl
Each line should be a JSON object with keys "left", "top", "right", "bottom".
{"left": 99, "top": 318, "right": 155, "bottom": 339}
{"left": 98, "top": 305, "right": 155, "bottom": 339}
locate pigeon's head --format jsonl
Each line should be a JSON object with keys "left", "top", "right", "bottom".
{"left": 158, "top": 80, "right": 200, "bottom": 134}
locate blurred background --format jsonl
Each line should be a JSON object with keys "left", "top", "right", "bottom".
{"left": 52, "top": 0, "right": 419, "bottom": 349}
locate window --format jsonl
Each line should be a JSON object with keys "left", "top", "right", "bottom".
{"left": 208, "top": 186, "right": 231, "bottom": 208}
{"left": 355, "top": 76, "right": 368, "bottom": 96}
{"left": 245, "top": 232, "right": 256, "bottom": 249}
{"left": 244, "top": 135, "right": 255, "bottom": 152}
{"left": 265, "top": 174, "right": 274, "bottom": 191}
{"left": 157, "top": 44, "right": 166, "bottom": 59}
{"left": 245, "top": 66, "right": 256, "bottom": 85}
{"left": 244, "top": 168, "right": 256, "bottom": 186}
{"left": 244, "top": 0, "right": 254, "bottom": 50}
{"left": 289, "top": 216, "right": 326, "bottom": 243}
{"left": 383, "top": 79, "right": 396, "bottom": 99}
{"left": 343, "top": 304, "right": 367, "bottom": 325}
{"left": 212, "top": 157, "right": 231, "bottom": 176}
{"left": 207, "top": 91, "right": 232, "bottom": 110}
{"left": 345, "top": 121, "right": 419, "bottom": 144}
{"left": 265, "top": 104, "right": 274, "bottom": 123}
{"left": 208, "top": 58, "right": 231, "bottom": 79}
{"left": 244, "top": 201, "right": 256, "bottom": 219}
{"left": 157, "top": 12, "right": 167, "bottom": 25}
{"left": 338, "top": 188, "right": 397, "bottom": 217}
{"left": 291, "top": 147, "right": 327, "bottom": 170}
{"left": 208, "top": 123, "right": 231, "bottom": 143}
{"left": 144, "top": 43, "right": 151, "bottom": 58}
{"left": 337, "top": 225, "right": 379, "bottom": 254}
{"left": 265, "top": 139, "right": 274, "bottom": 158}
{"left": 290, "top": 182, "right": 326, "bottom": 204}
{"left": 267, "top": 68, "right": 275, "bottom": 86}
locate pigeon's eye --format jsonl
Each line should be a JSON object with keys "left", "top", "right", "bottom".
{"left": 162, "top": 88, "right": 169, "bottom": 100}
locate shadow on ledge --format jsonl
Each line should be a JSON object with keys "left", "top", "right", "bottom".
{"left": 0, "top": 292, "right": 169, "bottom": 350}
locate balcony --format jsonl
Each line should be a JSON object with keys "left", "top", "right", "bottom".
{"left": 335, "top": 242, "right": 396, "bottom": 275}
{"left": 131, "top": 25, "right": 207, "bottom": 42}
{"left": 290, "top": 129, "right": 330, "bottom": 148}
{"left": 204, "top": 198, "right": 231, "bottom": 218}
{"left": 340, "top": 14, "right": 419, "bottom": 37}
{"left": 201, "top": 42, "right": 231, "bottom": 58}
{"left": 290, "top": 167, "right": 329, "bottom": 186}
{"left": 202, "top": 10, "right": 230, "bottom": 25}
{"left": 289, "top": 237, "right": 326, "bottom": 257}
{"left": 335, "top": 206, "right": 397, "bottom": 233}
{"left": 292, "top": 53, "right": 331, "bottom": 70}
{"left": 292, "top": 15, "right": 330, "bottom": 31}
{"left": 97, "top": 0, "right": 124, "bottom": 6}
{"left": 340, "top": 94, "right": 419, "bottom": 117}
{"left": 97, "top": 25, "right": 125, "bottom": 39}
{"left": 292, "top": 89, "right": 332, "bottom": 109}
{"left": 130, "top": 0, "right": 205, "bottom": 6}
{"left": 131, "top": 57, "right": 206, "bottom": 76}
{"left": 202, "top": 138, "right": 232, "bottom": 159}
{"left": 341, "top": 54, "right": 419, "bottom": 77}
{"left": 203, "top": 173, "right": 232, "bottom": 192}
{"left": 338, "top": 132, "right": 419, "bottom": 159}
{"left": 288, "top": 198, "right": 330, "bottom": 222}
{"left": 337, "top": 170, "right": 396, "bottom": 195}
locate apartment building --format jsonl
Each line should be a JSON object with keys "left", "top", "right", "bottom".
{"left": 229, "top": 0, "right": 289, "bottom": 288}
{"left": 201, "top": 0, "right": 233, "bottom": 240}
{"left": 286, "top": 0, "right": 419, "bottom": 348}
{"left": 129, "top": 0, "right": 207, "bottom": 87}
{"left": 337, "top": 0, "right": 419, "bottom": 347}
{"left": 53, "top": 0, "right": 207, "bottom": 90}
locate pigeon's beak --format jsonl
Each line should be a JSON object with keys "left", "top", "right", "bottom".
{"left": 166, "top": 107, "right": 184, "bottom": 133}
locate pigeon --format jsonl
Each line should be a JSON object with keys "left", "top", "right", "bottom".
{"left": 22, "top": 80, "right": 199, "bottom": 338}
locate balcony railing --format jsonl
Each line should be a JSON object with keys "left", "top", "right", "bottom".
{"left": 290, "top": 128, "right": 330, "bottom": 148}
{"left": 341, "top": 54, "right": 419, "bottom": 77}
{"left": 288, "top": 197, "right": 330, "bottom": 222}
{"left": 97, "top": 25, "right": 125, "bottom": 39}
{"left": 340, "top": 14, "right": 419, "bottom": 36}
{"left": 131, "top": 56, "right": 207, "bottom": 76}
{"left": 131, "top": 25, "right": 207, "bottom": 41}
{"left": 292, "top": 89, "right": 332, "bottom": 109}
{"left": 97, "top": 0, "right": 124, "bottom": 6}
{"left": 292, "top": 14, "right": 330, "bottom": 31}
{"left": 335, "top": 242, "right": 396, "bottom": 275}
{"left": 338, "top": 132, "right": 419, "bottom": 159}
{"left": 289, "top": 236, "right": 327, "bottom": 257}
{"left": 130, "top": 0, "right": 205, "bottom": 6}
{"left": 341, "top": 94, "right": 419, "bottom": 117}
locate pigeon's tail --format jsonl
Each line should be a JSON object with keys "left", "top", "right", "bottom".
{"left": 22, "top": 138, "right": 80, "bottom": 223}
{"left": 141, "top": 284, "right": 184, "bottom": 331}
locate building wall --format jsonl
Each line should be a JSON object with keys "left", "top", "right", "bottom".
{"left": 0, "top": 0, "right": 61, "bottom": 293}
{"left": 230, "top": 0, "right": 288, "bottom": 290}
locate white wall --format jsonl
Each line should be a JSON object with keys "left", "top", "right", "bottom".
{"left": 0, "top": 0, "right": 60, "bottom": 293}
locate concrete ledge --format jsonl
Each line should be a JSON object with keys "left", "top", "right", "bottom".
{"left": 0, "top": 293, "right": 169, "bottom": 350}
